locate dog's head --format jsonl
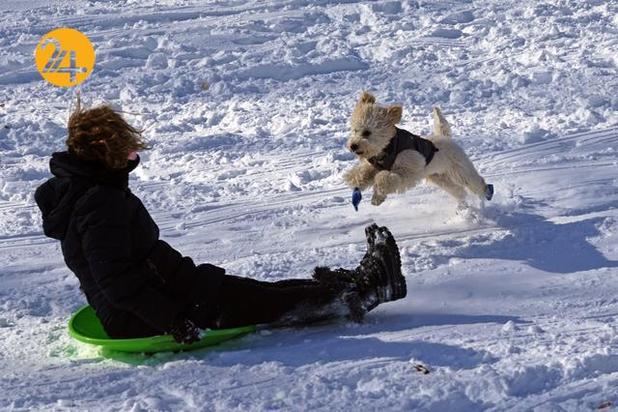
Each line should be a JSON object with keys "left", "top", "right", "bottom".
{"left": 347, "top": 91, "right": 402, "bottom": 159}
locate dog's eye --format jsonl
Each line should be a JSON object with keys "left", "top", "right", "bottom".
{"left": 362, "top": 130, "right": 371, "bottom": 137}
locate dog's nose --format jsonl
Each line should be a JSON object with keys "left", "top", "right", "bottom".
{"left": 350, "top": 143, "right": 359, "bottom": 152}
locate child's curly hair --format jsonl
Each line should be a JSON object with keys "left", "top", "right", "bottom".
{"left": 66, "top": 101, "right": 148, "bottom": 169}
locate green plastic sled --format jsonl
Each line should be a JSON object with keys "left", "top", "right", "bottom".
{"left": 68, "top": 305, "right": 256, "bottom": 353}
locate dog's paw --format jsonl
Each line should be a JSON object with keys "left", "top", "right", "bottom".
{"left": 484, "top": 184, "right": 494, "bottom": 201}
{"left": 371, "top": 192, "right": 386, "bottom": 206}
{"left": 343, "top": 168, "right": 362, "bottom": 189}
{"left": 342, "top": 171, "right": 354, "bottom": 187}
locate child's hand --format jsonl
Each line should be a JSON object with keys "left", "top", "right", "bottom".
{"left": 169, "top": 317, "right": 201, "bottom": 344}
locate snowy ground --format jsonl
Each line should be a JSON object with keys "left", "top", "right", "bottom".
{"left": 1, "top": 0, "right": 617, "bottom": 410}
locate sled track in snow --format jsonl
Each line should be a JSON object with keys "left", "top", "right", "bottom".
{"left": 482, "top": 126, "right": 618, "bottom": 166}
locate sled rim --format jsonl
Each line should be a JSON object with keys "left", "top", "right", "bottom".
{"left": 68, "top": 305, "right": 256, "bottom": 353}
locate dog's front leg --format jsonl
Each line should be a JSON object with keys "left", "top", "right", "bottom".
{"left": 343, "top": 160, "right": 377, "bottom": 191}
{"left": 372, "top": 170, "right": 402, "bottom": 205}
{"left": 372, "top": 150, "right": 426, "bottom": 205}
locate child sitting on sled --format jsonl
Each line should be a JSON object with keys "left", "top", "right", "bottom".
{"left": 34, "top": 102, "right": 407, "bottom": 343}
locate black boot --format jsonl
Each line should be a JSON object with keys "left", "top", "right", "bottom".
{"left": 312, "top": 225, "right": 406, "bottom": 321}
{"left": 311, "top": 223, "right": 381, "bottom": 287}
{"left": 353, "top": 225, "right": 406, "bottom": 312}
{"left": 371, "top": 225, "right": 406, "bottom": 302}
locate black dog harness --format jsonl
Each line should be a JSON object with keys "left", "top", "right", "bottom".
{"left": 367, "top": 127, "right": 439, "bottom": 171}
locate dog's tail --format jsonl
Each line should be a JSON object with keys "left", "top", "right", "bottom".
{"left": 432, "top": 107, "right": 452, "bottom": 139}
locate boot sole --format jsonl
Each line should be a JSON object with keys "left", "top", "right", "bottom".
{"left": 364, "top": 223, "right": 379, "bottom": 251}
{"left": 376, "top": 226, "right": 406, "bottom": 300}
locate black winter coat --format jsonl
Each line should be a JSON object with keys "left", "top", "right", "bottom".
{"left": 367, "top": 127, "right": 439, "bottom": 171}
{"left": 35, "top": 151, "right": 225, "bottom": 337}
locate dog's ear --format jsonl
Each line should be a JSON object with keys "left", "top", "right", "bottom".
{"left": 359, "top": 91, "right": 376, "bottom": 104}
{"left": 387, "top": 105, "right": 403, "bottom": 124}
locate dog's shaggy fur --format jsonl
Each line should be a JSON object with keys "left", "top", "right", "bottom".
{"left": 344, "top": 91, "right": 491, "bottom": 206}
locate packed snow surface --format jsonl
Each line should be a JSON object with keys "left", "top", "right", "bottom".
{"left": 1, "top": 0, "right": 617, "bottom": 410}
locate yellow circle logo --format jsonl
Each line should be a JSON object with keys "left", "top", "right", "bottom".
{"left": 35, "top": 28, "right": 95, "bottom": 88}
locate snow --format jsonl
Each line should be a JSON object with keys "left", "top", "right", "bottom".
{"left": 0, "top": 0, "right": 617, "bottom": 410}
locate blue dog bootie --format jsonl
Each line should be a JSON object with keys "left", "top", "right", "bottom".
{"left": 352, "top": 188, "right": 362, "bottom": 211}
{"left": 485, "top": 184, "right": 494, "bottom": 201}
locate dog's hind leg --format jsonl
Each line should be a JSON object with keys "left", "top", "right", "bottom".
{"left": 426, "top": 173, "right": 467, "bottom": 203}
{"left": 455, "top": 160, "right": 490, "bottom": 200}
{"left": 436, "top": 143, "right": 490, "bottom": 201}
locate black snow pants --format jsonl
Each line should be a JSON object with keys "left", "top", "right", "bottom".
{"left": 106, "top": 275, "right": 346, "bottom": 338}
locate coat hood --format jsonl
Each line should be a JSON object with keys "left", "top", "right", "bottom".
{"left": 35, "top": 151, "right": 140, "bottom": 240}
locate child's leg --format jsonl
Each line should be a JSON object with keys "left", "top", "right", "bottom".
{"left": 103, "top": 277, "right": 335, "bottom": 338}
{"left": 106, "top": 225, "right": 406, "bottom": 337}
{"left": 206, "top": 275, "right": 348, "bottom": 329}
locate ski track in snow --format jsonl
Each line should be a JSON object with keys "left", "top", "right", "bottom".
{"left": 1, "top": 0, "right": 617, "bottom": 410}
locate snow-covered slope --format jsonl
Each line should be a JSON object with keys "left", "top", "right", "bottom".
{"left": 1, "top": 0, "right": 617, "bottom": 410}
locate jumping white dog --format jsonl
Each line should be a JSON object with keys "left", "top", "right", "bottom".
{"left": 344, "top": 91, "right": 493, "bottom": 207}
